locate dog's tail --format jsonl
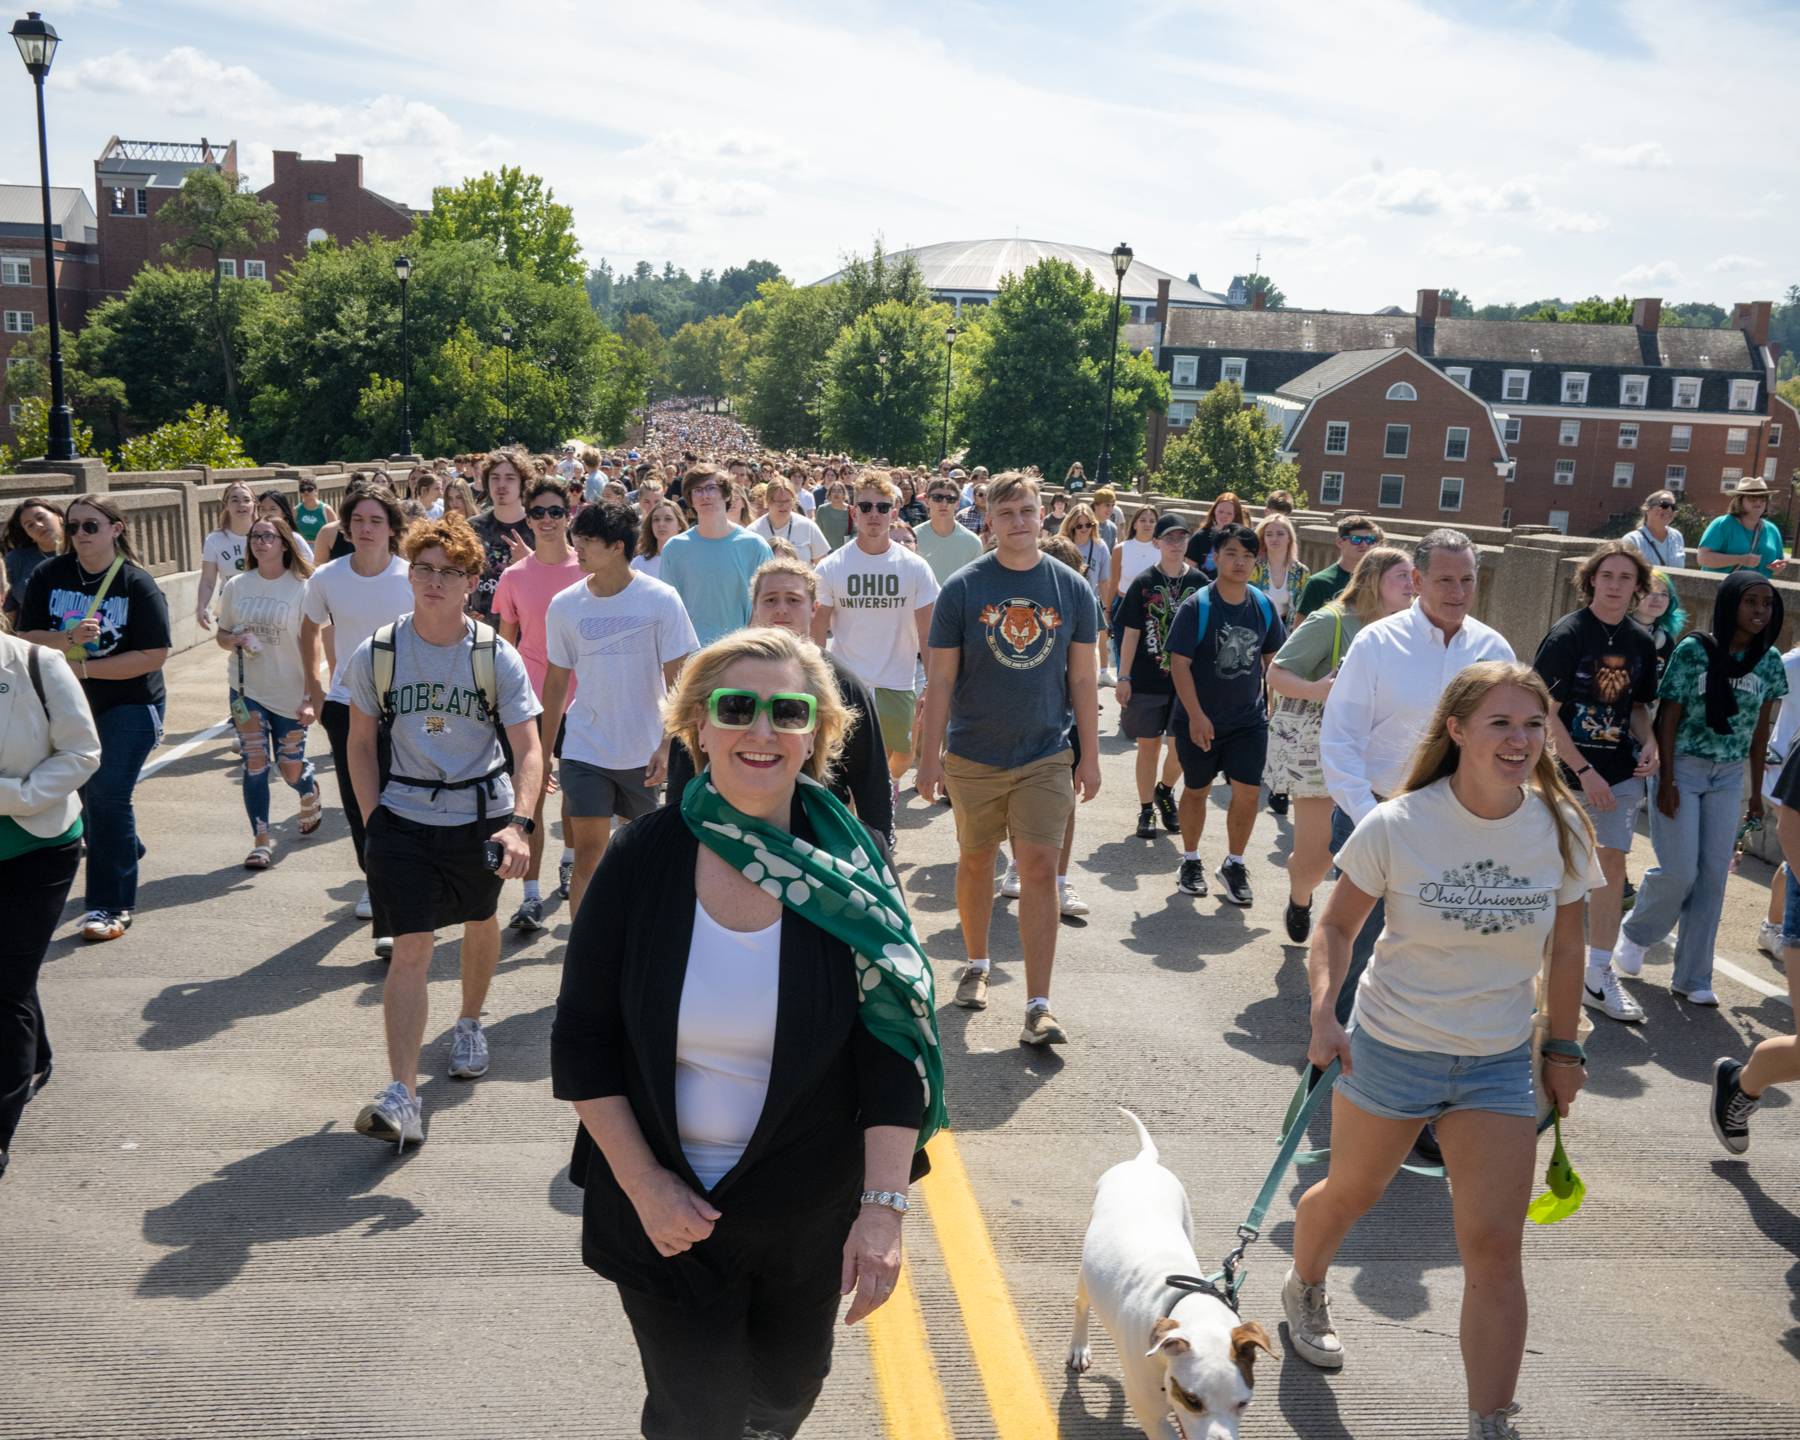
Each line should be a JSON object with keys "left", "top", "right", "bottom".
{"left": 1118, "top": 1107, "right": 1158, "bottom": 1162}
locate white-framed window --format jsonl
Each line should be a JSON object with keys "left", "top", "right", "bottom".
{"left": 217, "top": 258, "right": 237, "bottom": 279}
{"left": 1323, "top": 421, "right": 1349, "bottom": 455}
{"left": 1554, "top": 459, "right": 1575, "bottom": 486}
{"left": 1619, "top": 374, "right": 1649, "bottom": 407}
{"left": 1445, "top": 365, "right": 1473, "bottom": 388}
{"left": 1726, "top": 427, "right": 1749, "bottom": 455}
{"left": 1561, "top": 372, "right": 1590, "bottom": 404}
{"left": 1171, "top": 356, "right": 1197, "bottom": 387}
{"left": 1612, "top": 462, "right": 1635, "bottom": 489}
{"left": 1384, "top": 423, "right": 1410, "bottom": 458}
{"left": 4, "top": 355, "right": 23, "bottom": 371}
{"left": 1670, "top": 424, "right": 1692, "bottom": 452}
{"left": 1502, "top": 415, "right": 1521, "bottom": 444}
{"left": 1766, "top": 458, "right": 1779, "bottom": 481}
{"left": 108, "top": 187, "right": 127, "bottom": 215}
{"left": 2, "top": 310, "right": 33, "bottom": 334}
{"left": 1559, "top": 419, "right": 1580, "bottom": 446}
{"left": 1618, "top": 423, "right": 1639, "bottom": 450}
{"left": 1444, "top": 426, "right": 1470, "bottom": 461}
{"left": 1730, "top": 379, "right": 1759, "bottom": 412}
{"left": 1547, "top": 509, "right": 1570, "bottom": 534}
{"left": 1386, "top": 381, "right": 1418, "bottom": 401}
{"left": 1319, "top": 471, "right": 1344, "bottom": 506}
{"left": 0, "top": 257, "right": 29, "bottom": 286}
{"left": 135, "top": 188, "right": 148, "bottom": 216}
{"left": 244, "top": 259, "right": 266, "bottom": 281}
{"left": 5, "top": 402, "right": 19, "bottom": 424}
{"left": 1378, "top": 474, "right": 1405, "bottom": 509}
{"left": 1502, "top": 370, "right": 1530, "bottom": 401}
{"left": 1722, "top": 467, "right": 1744, "bottom": 493}
{"left": 1672, "top": 377, "right": 1701, "bottom": 409}
{"left": 1665, "top": 465, "right": 1686, "bottom": 491}
{"left": 1167, "top": 401, "right": 1196, "bottom": 428}
{"left": 1772, "top": 423, "right": 1785, "bottom": 448}
{"left": 1221, "top": 356, "right": 1247, "bottom": 385}
{"left": 1439, "top": 477, "right": 1464, "bottom": 511}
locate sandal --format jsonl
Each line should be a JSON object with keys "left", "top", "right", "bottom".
{"left": 245, "top": 841, "right": 274, "bottom": 870}
{"left": 298, "top": 788, "right": 323, "bottom": 836}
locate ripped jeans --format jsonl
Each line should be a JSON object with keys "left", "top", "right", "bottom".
{"left": 231, "top": 691, "right": 318, "bottom": 836}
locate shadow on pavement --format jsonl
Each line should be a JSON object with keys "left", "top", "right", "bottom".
{"left": 139, "top": 1121, "right": 422, "bottom": 1298}
{"left": 1711, "top": 1160, "right": 1800, "bottom": 1358}
{"left": 933, "top": 1000, "right": 1064, "bottom": 1131}
{"left": 1058, "top": 1367, "right": 1132, "bottom": 1438}
{"left": 1275, "top": 1335, "right": 1354, "bottom": 1439}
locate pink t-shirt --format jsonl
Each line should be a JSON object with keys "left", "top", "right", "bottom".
{"left": 493, "top": 553, "right": 583, "bottom": 699}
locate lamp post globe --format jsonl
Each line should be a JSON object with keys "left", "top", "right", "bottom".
{"left": 940, "top": 325, "right": 958, "bottom": 462}
{"left": 1096, "top": 242, "right": 1133, "bottom": 490}
{"left": 12, "top": 10, "right": 74, "bottom": 461}
{"left": 393, "top": 255, "right": 413, "bottom": 456}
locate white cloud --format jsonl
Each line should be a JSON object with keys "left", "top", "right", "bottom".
{"left": 1581, "top": 141, "right": 1671, "bottom": 170}
{"left": 1707, "top": 253, "right": 1763, "bottom": 273}
{"left": 1423, "top": 237, "right": 1523, "bottom": 263}
{"left": 1536, "top": 208, "right": 1609, "bottom": 234}
{"left": 619, "top": 172, "right": 772, "bottom": 222}
{"left": 1618, "top": 260, "right": 1686, "bottom": 287}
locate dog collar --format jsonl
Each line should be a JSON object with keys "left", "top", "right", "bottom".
{"left": 1162, "top": 1271, "right": 1240, "bottom": 1317}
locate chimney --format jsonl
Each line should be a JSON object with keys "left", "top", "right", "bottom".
{"left": 1632, "top": 297, "right": 1662, "bottom": 333}
{"left": 1438, "top": 294, "right": 1453, "bottom": 318}
{"left": 1250, "top": 289, "right": 1267, "bottom": 312}
{"left": 1154, "top": 277, "right": 1171, "bottom": 327}
{"left": 1415, "top": 287, "right": 1439, "bottom": 357}
{"left": 1416, "top": 288, "right": 1439, "bottom": 322}
{"left": 1732, "top": 300, "right": 1772, "bottom": 347}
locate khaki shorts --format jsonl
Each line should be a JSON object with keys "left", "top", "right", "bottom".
{"left": 943, "top": 749, "right": 1075, "bottom": 852}
{"left": 873, "top": 687, "right": 918, "bottom": 760}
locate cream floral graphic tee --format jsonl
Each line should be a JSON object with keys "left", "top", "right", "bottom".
{"left": 1335, "top": 778, "right": 1598, "bottom": 1055}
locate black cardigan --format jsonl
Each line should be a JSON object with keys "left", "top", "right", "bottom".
{"left": 551, "top": 799, "right": 927, "bottom": 1302}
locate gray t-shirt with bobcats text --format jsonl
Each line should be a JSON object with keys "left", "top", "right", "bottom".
{"left": 345, "top": 618, "right": 542, "bottom": 826}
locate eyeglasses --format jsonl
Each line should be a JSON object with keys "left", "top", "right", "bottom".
{"left": 1072, "top": 523, "right": 1095, "bottom": 533}
{"left": 527, "top": 505, "right": 568, "bottom": 520}
{"left": 687, "top": 483, "right": 721, "bottom": 499}
{"left": 1652, "top": 500, "right": 1677, "bottom": 510}
{"left": 928, "top": 492, "right": 957, "bottom": 503}
{"left": 249, "top": 531, "right": 283, "bottom": 545}
{"left": 707, "top": 687, "right": 818, "bottom": 733}
{"left": 299, "top": 484, "right": 318, "bottom": 494}
{"left": 857, "top": 501, "right": 894, "bottom": 514}
{"left": 69, "top": 519, "right": 110, "bottom": 536}
{"left": 1346, "top": 533, "right": 1379, "bottom": 546}
{"left": 410, "top": 562, "right": 468, "bottom": 583}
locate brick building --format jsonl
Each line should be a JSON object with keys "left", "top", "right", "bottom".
{"left": 0, "top": 185, "right": 98, "bottom": 440}
{"left": 1152, "top": 288, "right": 1787, "bottom": 533}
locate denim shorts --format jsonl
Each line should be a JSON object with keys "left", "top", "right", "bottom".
{"left": 1336, "top": 1026, "right": 1536, "bottom": 1121}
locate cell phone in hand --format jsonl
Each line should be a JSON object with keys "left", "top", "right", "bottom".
{"left": 483, "top": 839, "right": 505, "bottom": 871}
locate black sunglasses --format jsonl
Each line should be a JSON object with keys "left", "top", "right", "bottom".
{"left": 928, "top": 492, "right": 957, "bottom": 503}
{"left": 1652, "top": 500, "right": 1677, "bottom": 510}
{"left": 857, "top": 500, "right": 894, "bottom": 515}
{"left": 527, "top": 505, "right": 568, "bottom": 520}
{"left": 299, "top": 483, "right": 318, "bottom": 494}
{"left": 70, "top": 518, "right": 110, "bottom": 535}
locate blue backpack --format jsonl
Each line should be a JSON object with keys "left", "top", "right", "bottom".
{"left": 1190, "top": 581, "right": 1276, "bottom": 644}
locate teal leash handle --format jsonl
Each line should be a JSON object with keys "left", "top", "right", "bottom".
{"left": 1244, "top": 1058, "right": 1340, "bottom": 1236}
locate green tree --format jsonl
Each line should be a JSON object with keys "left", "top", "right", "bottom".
{"left": 738, "top": 280, "right": 841, "bottom": 450}
{"left": 1232, "top": 271, "right": 1287, "bottom": 308}
{"left": 953, "top": 258, "right": 1170, "bottom": 481}
{"left": 2, "top": 328, "right": 129, "bottom": 454}
{"left": 818, "top": 300, "right": 952, "bottom": 464}
{"left": 416, "top": 167, "right": 583, "bottom": 286}
{"left": 0, "top": 394, "right": 100, "bottom": 469}
{"left": 1779, "top": 374, "right": 1800, "bottom": 412}
{"left": 1156, "top": 381, "right": 1296, "bottom": 502}
{"left": 114, "top": 403, "right": 253, "bottom": 470}
{"left": 830, "top": 240, "right": 928, "bottom": 324}
{"left": 1437, "top": 287, "right": 1475, "bottom": 317}
{"left": 1522, "top": 295, "right": 1633, "bottom": 324}
{"left": 668, "top": 314, "right": 748, "bottom": 409}
{"left": 157, "top": 168, "right": 279, "bottom": 424}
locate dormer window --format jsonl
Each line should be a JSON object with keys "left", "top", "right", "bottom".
{"left": 1561, "top": 373, "right": 1590, "bottom": 404}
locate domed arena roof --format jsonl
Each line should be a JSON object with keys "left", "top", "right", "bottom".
{"left": 813, "top": 238, "right": 1229, "bottom": 308}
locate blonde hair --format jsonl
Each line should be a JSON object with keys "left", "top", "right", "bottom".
{"left": 1059, "top": 503, "right": 1099, "bottom": 541}
{"left": 400, "top": 511, "right": 483, "bottom": 574}
{"left": 1255, "top": 512, "right": 1297, "bottom": 556}
{"left": 752, "top": 556, "right": 820, "bottom": 605}
{"left": 661, "top": 627, "right": 848, "bottom": 784}
{"left": 1336, "top": 544, "right": 1412, "bottom": 624}
{"left": 1399, "top": 660, "right": 1595, "bottom": 882}
{"left": 986, "top": 472, "right": 1038, "bottom": 511}
{"left": 854, "top": 472, "right": 900, "bottom": 503}
{"left": 440, "top": 476, "right": 478, "bottom": 518}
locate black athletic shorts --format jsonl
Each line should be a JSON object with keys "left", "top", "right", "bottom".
{"left": 1175, "top": 722, "right": 1268, "bottom": 791}
{"left": 365, "top": 806, "right": 510, "bottom": 937}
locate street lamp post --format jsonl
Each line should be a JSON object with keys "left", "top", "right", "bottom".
{"left": 940, "top": 325, "right": 957, "bottom": 462}
{"left": 11, "top": 11, "right": 73, "bottom": 460}
{"left": 500, "top": 324, "right": 514, "bottom": 444}
{"left": 874, "top": 348, "right": 890, "bottom": 461}
{"left": 393, "top": 254, "right": 413, "bottom": 455}
{"left": 1095, "top": 241, "right": 1132, "bottom": 491}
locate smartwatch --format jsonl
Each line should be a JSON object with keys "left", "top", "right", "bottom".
{"left": 506, "top": 814, "right": 536, "bottom": 834}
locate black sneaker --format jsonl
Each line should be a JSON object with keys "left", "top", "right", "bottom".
{"left": 1621, "top": 876, "right": 1637, "bottom": 912}
{"left": 1410, "top": 1124, "right": 1443, "bottom": 1167}
{"left": 1176, "top": 858, "right": 1208, "bottom": 896}
{"left": 1136, "top": 805, "right": 1157, "bottom": 840}
{"left": 510, "top": 898, "right": 547, "bottom": 933}
{"left": 1269, "top": 791, "right": 1290, "bottom": 817}
{"left": 1285, "top": 898, "right": 1312, "bottom": 944}
{"left": 1216, "top": 859, "right": 1253, "bottom": 907}
{"left": 1711, "top": 1056, "right": 1758, "bottom": 1155}
{"left": 1154, "top": 783, "right": 1179, "bottom": 833}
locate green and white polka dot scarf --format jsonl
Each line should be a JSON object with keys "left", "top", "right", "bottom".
{"left": 681, "top": 771, "right": 946, "bottom": 1151}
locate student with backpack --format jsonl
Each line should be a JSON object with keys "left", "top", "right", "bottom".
{"left": 342, "top": 515, "right": 544, "bottom": 1151}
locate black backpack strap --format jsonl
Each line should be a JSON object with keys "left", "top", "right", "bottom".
{"left": 27, "top": 643, "right": 48, "bottom": 715}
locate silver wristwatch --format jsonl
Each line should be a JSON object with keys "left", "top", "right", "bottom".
{"left": 859, "top": 1189, "right": 909, "bottom": 1214}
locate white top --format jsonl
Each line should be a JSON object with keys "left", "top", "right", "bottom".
{"left": 676, "top": 902, "right": 781, "bottom": 1189}
{"left": 1335, "top": 778, "right": 1598, "bottom": 1055}
{"left": 751, "top": 512, "right": 831, "bottom": 564}
{"left": 1763, "top": 647, "right": 1800, "bottom": 800}
{"left": 201, "top": 528, "right": 249, "bottom": 585}
{"left": 0, "top": 630, "right": 101, "bottom": 839}
{"left": 1116, "top": 538, "right": 1161, "bottom": 589}
{"left": 1073, "top": 536, "right": 1110, "bottom": 595}
{"left": 1321, "top": 601, "right": 1515, "bottom": 824}
{"left": 1624, "top": 524, "right": 1687, "bottom": 572}
{"left": 216, "top": 569, "right": 309, "bottom": 717}
{"left": 543, "top": 571, "right": 698, "bottom": 770}
{"left": 815, "top": 540, "right": 941, "bottom": 691}
{"left": 300, "top": 555, "right": 415, "bottom": 704}
{"left": 628, "top": 553, "right": 663, "bottom": 581}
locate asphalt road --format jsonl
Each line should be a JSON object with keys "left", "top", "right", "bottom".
{"left": 5, "top": 641, "right": 1799, "bottom": 1439}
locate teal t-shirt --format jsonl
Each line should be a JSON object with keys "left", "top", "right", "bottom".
{"left": 656, "top": 527, "right": 774, "bottom": 646}
{"left": 1659, "top": 635, "right": 1790, "bottom": 762}
{"left": 1697, "top": 514, "right": 1784, "bottom": 576}
{"left": 0, "top": 813, "right": 81, "bottom": 863}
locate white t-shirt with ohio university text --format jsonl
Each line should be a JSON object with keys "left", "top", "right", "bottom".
{"left": 1334, "top": 777, "right": 1598, "bottom": 1056}
{"left": 814, "top": 540, "right": 940, "bottom": 691}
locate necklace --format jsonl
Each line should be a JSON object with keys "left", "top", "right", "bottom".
{"left": 1589, "top": 608, "right": 1628, "bottom": 647}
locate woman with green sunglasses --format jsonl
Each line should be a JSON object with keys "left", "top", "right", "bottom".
{"left": 553, "top": 626, "right": 941, "bottom": 1439}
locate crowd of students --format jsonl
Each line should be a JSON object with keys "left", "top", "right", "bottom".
{"left": 2, "top": 404, "right": 1797, "bottom": 1440}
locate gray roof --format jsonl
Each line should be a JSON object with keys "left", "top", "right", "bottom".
{"left": 814, "top": 238, "right": 1229, "bottom": 307}
{"left": 0, "top": 185, "right": 97, "bottom": 239}
{"left": 1165, "top": 307, "right": 1407, "bottom": 353}
{"left": 1274, "top": 348, "right": 1409, "bottom": 401}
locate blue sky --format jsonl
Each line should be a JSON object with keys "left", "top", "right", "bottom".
{"left": 4, "top": 0, "right": 1794, "bottom": 311}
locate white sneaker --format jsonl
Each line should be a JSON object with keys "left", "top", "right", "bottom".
{"left": 1099, "top": 666, "right": 1117, "bottom": 687}
{"left": 1677, "top": 987, "right": 1719, "bottom": 1006}
{"left": 374, "top": 935, "right": 394, "bottom": 961}
{"left": 1583, "top": 964, "right": 1645, "bottom": 1024}
{"left": 354, "top": 1080, "right": 423, "bottom": 1152}
{"left": 1281, "top": 1266, "right": 1343, "bottom": 1369}
{"left": 1058, "top": 883, "right": 1090, "bottom": 917}
{"left": 1000, "top": 863, "right": 1021, "bottom": 899}
{"left": 448, "top": 1017, "right": 489, "bottom": 1078}
{"left": 1757, "top": 921, "right": 1785, "bottom": 959}
{"left": 354, "top": 887, "right": 373, "bottom": 921}
{"left": 1612, "top": 933, "right": 1648, "bottom": 977}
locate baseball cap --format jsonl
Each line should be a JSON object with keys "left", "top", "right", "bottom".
{"left": 948, "top": 468, "right": 967, "bottom": 480}
{"left": 1154, "top": 514, "right": 1191, "bottom": 539}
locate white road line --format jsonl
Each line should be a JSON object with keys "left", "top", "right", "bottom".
{"left": 1716, "top": 955, "right": 1791, "bottom": 1006}
{"left": 140, "top": 720, "right": 232, "bottom": 781}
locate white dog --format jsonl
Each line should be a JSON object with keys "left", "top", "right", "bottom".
{"left": 1067, "top": 1109, "right": 1273, "bottom": 1440}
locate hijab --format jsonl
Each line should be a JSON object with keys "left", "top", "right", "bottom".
{"left": 1692, "top": 570, "right": 1783, "bottom": 735}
